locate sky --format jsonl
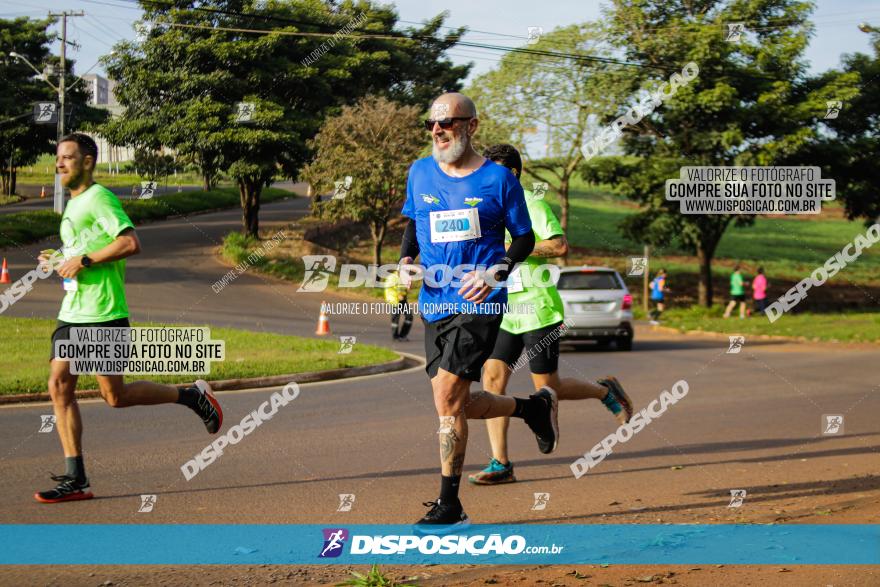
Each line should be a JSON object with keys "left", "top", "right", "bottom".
{"left": 1, "top": 0, "right": 878, "bottom": 81}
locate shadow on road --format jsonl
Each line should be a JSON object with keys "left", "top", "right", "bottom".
{"left": 94, "top": 432, "right": 879, "bottom": 502}
{"left": 503, "top": 472, "right": 880, "bottom": 524}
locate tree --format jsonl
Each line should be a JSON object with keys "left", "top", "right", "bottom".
{"left": 468, "top": 24, "right": 635, "bottom": 230}
{"left": 301, "top": 96, "right": 423, "bottom": 266}
{"left": 103, "top": 0, "right": 470, "bottom": 237}
{"left": 133, "top": 148, "right": 175, "bottom": 183}
{"left": 788, "top": 30, "right": 877, "bottom": 223}
{"left": 594, "top": 0, "right": 829, "bottom": 306}
{"left": 0, "top": 17, "right": 102, "bottom": 196}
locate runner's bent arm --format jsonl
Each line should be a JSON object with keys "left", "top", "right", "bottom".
{"left": 494, "top": 230, "right": 535, "bottom": 282}
{"left": 529, "top": 234, "right": 568, "bottom": 258}
{"left": 56, "top": 228, "right": 141, "bottom": 279}
{"left": 399, "top": 218, "right": 420, "bottom": 263}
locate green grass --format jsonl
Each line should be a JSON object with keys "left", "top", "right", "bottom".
{"left": 540, "top": 187, "right": 880, "bottom": 285}
{"left": 221, "top": 232, "right": 305, "bottom": 282}
{"left": 337, "top": 565, "right": 417, "bottom": 587}
{"left": 0, "top": 316, "right": 398, "bottom": 395}
{"left": 220, "top": 232, "right": 389, "bottom": 300}
{"left": 656, "top": 306, "right": 880, "bottom": 343}
{"left": 0, "top": 210, "right": 61, "bottom": 249}
{"left": 0, "top": 187, "right": 292, "bottom": 249}
{"left": 0, "top": 194, "right": 23, "bottom": 206}
{"left": 17, "top": 154, "right": 208, "bottom": 188}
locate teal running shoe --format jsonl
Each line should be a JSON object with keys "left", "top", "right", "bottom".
{"left": 468, "top": 458, "right": 516, "bottom": 485}
{"left": 598, "top": 376, "right": 634, "bottom": 425}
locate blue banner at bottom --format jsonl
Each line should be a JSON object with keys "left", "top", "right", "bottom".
{"left": 0, "top": 524, "right": 877, "bottom": 565}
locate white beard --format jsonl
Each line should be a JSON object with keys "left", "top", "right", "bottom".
{"left": 432, "top": 130, "right": 469, "bottom": 164}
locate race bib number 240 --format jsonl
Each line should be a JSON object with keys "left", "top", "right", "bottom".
{"left": 429, "top": 208, "right": 481, "bottom": 243}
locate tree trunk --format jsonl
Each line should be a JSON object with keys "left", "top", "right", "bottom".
{"left": 10, "top": 168, "right": 16, "bottom": 196}
{"left": 0, "top": 171, "right": 9, "bottom": 196}
{"left": 558, "top": 176, "right": 570, "bottom": 263}
{"left": 239, "top": 178, "right": 261, "bottom": 237}
{"left": 559, "top": 176, "right": 570, "bottom": 232}
{"left": 203, "top": 174, "right": 212, "bottom": 192}
{"left": 371, "top": 221, "right": 387, "bottom": 267}
{"left": 697, "top": 243, "right": 713, "bottom": 307}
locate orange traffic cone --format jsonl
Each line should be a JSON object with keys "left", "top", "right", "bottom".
{"left": 315, "top": 301, "right": 331, "bottom": 335}
{"left": 0, "top": 258, "right": 10, "bottom": 284}
{"left": 40, "top": 185, "right": 46, "bottom": 198}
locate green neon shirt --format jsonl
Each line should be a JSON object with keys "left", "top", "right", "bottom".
{"left": 730, "top": 272, "right": 745, "bottom": 296}
{"left": 501, "top": 190, "right": 566, "bottom": 334}
{"left": 57, "top": 184, "right": 135, "bottom": 323}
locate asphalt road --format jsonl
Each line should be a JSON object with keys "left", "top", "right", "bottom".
{"left": 1, "top": 197, "right": 878, "bottom": 561}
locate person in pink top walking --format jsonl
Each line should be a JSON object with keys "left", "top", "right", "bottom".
{"left": 752, "top": 267, "right": 769, "bottom": 314}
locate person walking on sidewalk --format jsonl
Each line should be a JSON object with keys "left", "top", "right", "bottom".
{"left": 649, "top": 268, "right": 669, "bottom": 325}
{"left": 724, "top": 264, "right": 748, "bottom": 319}
{"left": 752, "top": 267, "right": 768, "bottom": 314}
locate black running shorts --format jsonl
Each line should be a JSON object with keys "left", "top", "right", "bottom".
{"left": 423, "top": 313, "right": 503, "bottom": 382}
{"left": 50, "top": 317, "right": 131, "bottom": 361}
{"left": 488, "top": 321, "right": 563, "bottom": 375}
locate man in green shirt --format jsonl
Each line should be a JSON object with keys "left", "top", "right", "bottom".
{"left": 469, "top": 144, "right": 635, "bottom": 485}
{"left": 723, "top": 264, "right": 748, "bottom": 319}
{"left": 34, "top": 133, "right": 223, "bottom": 504}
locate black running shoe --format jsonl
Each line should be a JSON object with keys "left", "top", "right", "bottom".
{"left": 414, "top": 499, "right": 470, "bottom": 533}
{"left": 525, "top": 387, "right": 559, "bottom": 454}
{"left": 193, "top": 379, "right": 223, "bottom": 434}
{"left": 34, "top": 474, "right": 93, "bottom": 503}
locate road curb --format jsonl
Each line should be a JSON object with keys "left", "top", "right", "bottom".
{"left": 648, "top": 323, "right": 873, "bottom": 345}
{"left": 0, "top": 352, "right": 421, "bottom": 405}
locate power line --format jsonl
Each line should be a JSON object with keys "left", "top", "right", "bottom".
{"left": 163, "top": 21, "right": 667, "bottom": 73}
{"left": 101, "top": 0, "right": 666, "bottom": 71}
{"left": 71, "top": 18, "right": 116, "bottom": 51}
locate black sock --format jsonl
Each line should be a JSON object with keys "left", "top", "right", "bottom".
{"left": 65, "top": 456, "right": 86, "bottom": 483}
{"left": 439, "top": 474, "right": 461, "bottom": 504}
{"left": 511, "top": 397, "right": 536, "bottom": 420}
{"left": 176, "top": 386, "right": 200, "bottom": 409}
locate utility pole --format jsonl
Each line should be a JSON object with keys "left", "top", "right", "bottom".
{"left": 48, "top": 10, "right": 84, "bottom": 214}
{"left": 643, "top": 244, "right": 650, "bottom": 314}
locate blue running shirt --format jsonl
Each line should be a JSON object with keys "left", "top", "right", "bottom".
{"left": 402, "top": 157, "right": 532, "bottom": 322}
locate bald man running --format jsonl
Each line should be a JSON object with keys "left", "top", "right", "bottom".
{"left": 400, "top": 93, "right": 558, "bottom": 529}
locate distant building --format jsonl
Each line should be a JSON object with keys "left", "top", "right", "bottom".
{"left": 80, "top": 74, "right": 132, "bottom": 166}
{"left": 80, "top": 73, "right": 118, "bottom": 106}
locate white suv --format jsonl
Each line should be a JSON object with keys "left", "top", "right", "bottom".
{"left": 557, "top": 266, "right": 634, "bottom": 351}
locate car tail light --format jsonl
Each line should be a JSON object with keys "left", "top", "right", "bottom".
{"left": 622, "top": 294, "right": 632, "bottom": 310}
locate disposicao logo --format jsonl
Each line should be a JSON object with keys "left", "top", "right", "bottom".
{"left": 464, "top": 197, "right": 483, "bottom": 207}
{"left": 421, "top": 194, "right": 439, "bottom": 204}
{"left": 319, "top": 528, "right": 349, "bottom": 558}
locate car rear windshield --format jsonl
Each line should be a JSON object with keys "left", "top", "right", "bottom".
{"left": 556, "top": 271, "right": 621, "bottom": 290}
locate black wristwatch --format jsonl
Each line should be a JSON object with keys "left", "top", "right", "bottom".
{"left": 81, "top": 255, "right": 93, "bottom": 268}
{"left": 493, "top": 256, "right": 514, "bottom": 283}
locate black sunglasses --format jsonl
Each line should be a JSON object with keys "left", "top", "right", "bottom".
{"left": 424, "top": 117, "right": 472, "bottom": 131}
